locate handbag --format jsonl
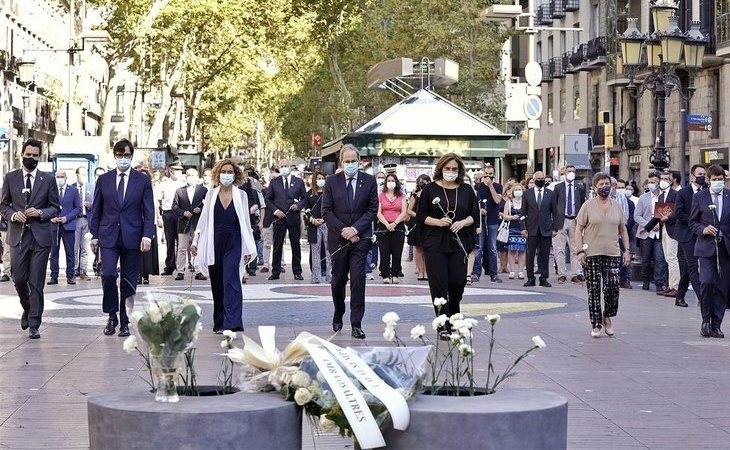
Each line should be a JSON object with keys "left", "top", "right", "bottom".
{"left": 496, "top": 220, "right": 510, "bottom": 243}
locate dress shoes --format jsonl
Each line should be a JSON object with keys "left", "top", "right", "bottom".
{"left": 20, "top": 312, "right": 28, "bottom": 330}
{"left": 293, "top": 274, "right": 304, "bottom": 281}
{"left": 118, "top": 325, "right": 130, "bottom": 337}
{"left": 539, "top": 280, "right": 552, "bottom": 288}
{"left": 67, "top": 277, "right": 76, "bottom": 285}
{"left": 175, "top": 273, "right": 184, "bottom": 281}
{"left": 78, "top": 273, "right": 91, "bottom": 281}
{"left": 268, "top": 274, "right": 280, "bottom": 281}
{"left": 260, "top": 267, "right": 269, "bottom": 273}
{"left": 103, "top": 317, "right": 118, "bottom": 336}
{"left": 332, "top": 320, "right": 343, "bottom": 332}
{"left": 523, "top": 279, "right": 536, "bottom": 287}
{"left": 642, "top": 282, "right": 650, "bottom": 290}
{"left": 162, "top": 269, "right": 174, "bottom": 276}
{"left": 0, "top": 274, "right": 10, "bottom": 282}
{"left": 620, "top": 281, "right": 633, "bottom": 289}
{"left": 47, "top": 278, "right": 58, "bottom": 285}
{"left": 675, "top": 298, "right": 689, "bottom": 308}
{"left": 558, "top": 275, "right": 567, "bottom": 283}
{"left": 195, "top": 273, "right": 208, "bottom": 281}
{"left": 710, "top": 329, "right": 725, "bottom": 339}
{"left": 701, "top": 322, "right": 711, "bottom": 337}
{"left": 571, "top": 275, "right": 581, "bottom": 283}
{"left": 351, "top": 327, "right": 366, "bottom": 339}
{"left": 28, "top": 327, "right": 40, "bottom": 339}
{"left": 662, "top": 288, "right": 678, "bottom": 297}
{"left": 490, "top": 275, "right": 503, "bottom": 283}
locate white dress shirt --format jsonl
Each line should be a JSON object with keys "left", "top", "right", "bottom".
{"left": 22, "top": 168, "right": 37, "bottom": 191}
{"left": 160, "top": 178, "right": 185, "bottom": 210}
{"left": 186, "top": 185, "right": 196, "bottom": 204}
{"left": 116, "top": 169, "right": 131, "bottom": 200}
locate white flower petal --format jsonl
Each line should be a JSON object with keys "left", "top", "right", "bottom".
{"left": 532, "top": 335, "right": 546, "bottom": 349}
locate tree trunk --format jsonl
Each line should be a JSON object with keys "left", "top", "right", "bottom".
{"left": 326, "top": 42, "right": 350, "bottom": 138}
{"left": 145, "top": 38, "right": 189, "bottom": 148}
{"left": 185, "top": 89, "right": 203, "bottom": 140}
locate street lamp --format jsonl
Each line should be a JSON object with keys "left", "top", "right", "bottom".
{"left": 18, "top": 60, "right": 36, "bottom": 141}
{"left": 618, "top": 6, "right": 706, "bottom": 180}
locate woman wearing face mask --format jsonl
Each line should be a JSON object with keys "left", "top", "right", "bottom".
{"left": 191, "top": 159, "right": 257, "bottom": 333}
{"left": 416, "top": 153, "right": 480, "bottom": 340}
{"left": 365, "top": 171, "right": 387, "bottom": 280}
{"left": 407, "top": 174, "right": 431, "bottom": 281}
{"left": 502, "top": 183, "right": 527, "bottom": 279}
{"left": 575, "top": 172, "right": 631, "bottom": 338}
{"left": 303, "top": 172, "right": 331, "bottom": 283}
{"left": 377, "top": 173, "right": 408, "bottom": 284}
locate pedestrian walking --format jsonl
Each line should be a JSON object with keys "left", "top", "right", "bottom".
{"left": 502, "top": 183, "right": 527, "bottom": 279}
{"left": 172, "top": 168, "right": 208, "bottom": 281}
{"left": 551, "top": 165, "right": 586, "bottom": 283}
{"left": 575, "top": 172, "right": 631, "bottom": 338}
{"left": 633, "top": 172, "right": 667, "bottom": 292}
{"left": 48, "top": 170, "right": 81, "bottom": 285}
{"left": 191, "top": 159, "right": 257, "bottom": 333}
{"left": 303, "top": 171, "right": 331, "bottom": 284}
{"left": 674, "top": 165, "right": 705, "bottom": 308}
{"left": 521, "top": 171, "right": 556, "bottom": 287}
{"left": 159, "top": 162, "right": 185, "bottom": 275}
{"left": 377, "top": 173, "right": 408, "bottom": 284}
{"left": 71, "top": 166, "right": 93, "bottom": 280}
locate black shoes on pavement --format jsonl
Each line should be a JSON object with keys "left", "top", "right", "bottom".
{"left": 351, "top": 327, "right": 366, "bottom": 339}
{"left": 29, "top": 328, "right": 40, "bottom": 339}
{"left": 103, "top": 317, "right": 118, "bottom": 336}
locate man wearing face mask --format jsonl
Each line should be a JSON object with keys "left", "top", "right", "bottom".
{"left": 477, "top": 165, "right": 504, "bottom": 283}
{"left": 172, "top": 168, "right": 208, "bottom": 281}
{"left": 159, "top": 162, "right": 186, "bottom": 275}
{"left": 264, "top": 159, "right": 307, "bottom": 280}
{"left": 90, "top": 139, "right": 155, "bottom": 337}
{"left": 71, "top": 166, "right": 93, "bottom": 280}
{"left": 655, "top": 171, "right": 680, "bottom": 299}
{"left": 633, "top": 172, "right": 667, "bottom": 292}
{"left": 689, "top": 164, "right": 730, "bottom": 338}
{"left": 616, "top": 179, "right": 636, "bottom": 289}
{"left": 0, "top": 139, "right": 60, "bottom": 339}
{"left": 520, "top": 171, "right": 557, "bottom": 287}
{"left": 675, "top": 165, "right": 706, "bottom": 309}
{"left": 551, "top": 165, "right": 586, "bottom": 283}
{"left": 48, "top": 170, "right": 81, "bottom": 286}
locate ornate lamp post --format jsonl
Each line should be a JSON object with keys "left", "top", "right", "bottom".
{"left": 618, "top": 1, "right": 707, "bottom": 178}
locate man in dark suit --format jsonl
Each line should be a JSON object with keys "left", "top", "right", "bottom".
{"left": 675, "top": 164, "right": 705, "bottom": 309}
{"left": 322, "top": 144, "right": 378, "bottom": 339}
{"left": 0, "top": 139, "right": 60, "bottom": 339}
{"left": 172, "top": 168, "right": 207, "bottom": 281}
{"left": 689, "top": 164, "right": 730, "bottom": 338}
{"left": 616, "top": 179, "right": 636, "bottom": 289}
{"left": 90, "top": 139, "right": 155, "bottom": 337}
{"left": 265, "top": 158, "right": 307, "bottom": 281}
{"left": 72, "top": 166, "right": 93, "bottom": 280}
{"left": 48, "top": 170, "right": 81, "bottom": 285}
{"left": 521, "top": 171, "right": 556, "bottom": 287}
{"left": 551, "top": 165, "right": 586, "bottom": 283}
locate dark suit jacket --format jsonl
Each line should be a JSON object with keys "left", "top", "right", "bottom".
{"left": 321, "top": 171, "right": 378, "bottom": 250}
{"left": 89, "top": 169, "right": 155, "bottom": 249}
{"left": 0, "top": 169, "right": 59, "bottom": 247}
{"left": 520, "top": 187, "right": 556, "bottom": 237}
{"left": 552, "top": 181, "right": 586, "bottom": 229}
{"left": 264, "top": 175, "right": 307, "bottom": 226}
{"left": 674, "top": 185, "right": 698, "bottom": 244}
{"left": 689, "top": 187, "right": 730, "bottom": 257}
{"left": 57, "top": 185, "right": 81, "bottom": 231}
{"left": 626, "top": 199, "right": 635, "bottom": 233}
{"left": 172, "top": 185, "right": 207, "bottom": 233}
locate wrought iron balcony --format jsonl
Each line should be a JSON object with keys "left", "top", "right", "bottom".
{"left": 537, "top": 4, "right": 553, "bottom": 25}
{"left": 585, "top": 36, "right": 607, "bottom": 62}
{"left": 542, "top": 62, "right": 553, "bottom": 82}
{"left": 551, "top": 56, "right": 565, "bottom": 78}
{"left": 569, "top": 44, "right": 586, "bottom": 67}
{"left": 562, "top": 52, "right": 574, "bottom": 73}
{"left": 564, "top": 0, "right": 579, "bottom": 12}
{"left": 619, "top": 118, "right": 640, "bottom": 150}
{"left": 551, "top": 0, "right": 565, "bottom": 18}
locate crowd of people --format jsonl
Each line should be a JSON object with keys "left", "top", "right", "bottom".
{"left": 1, "top": 138, "right": 729, "bottom": 341}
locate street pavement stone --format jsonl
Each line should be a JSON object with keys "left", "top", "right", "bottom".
{"left": 1, "top": 256, "right": 729, "bottom": 449}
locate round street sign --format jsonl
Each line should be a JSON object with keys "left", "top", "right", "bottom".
{"left": 524, "top": 95, "right": 543, "bottom": 120}
{"left": 525, "top": 62, "right": 542, "bottom": 87}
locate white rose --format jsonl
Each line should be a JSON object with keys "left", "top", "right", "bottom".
{"left": 157, "top": 301, "right": 171, "bottom": 316}
{"left": 532, "top": 335, "right": 546, "bottom": 349}
{"left": 382, "top": 312, "right": 400, "bottom": 325}
{"left": 458, "top": 343, "right": 473, "bottom": 356}
{"left": 485, "top": 314, "right": 501, "bottom": 325}
{"left": 433, "top": 297, "right": 447, "bottom": 307}
{"left": 319, "top": 415, "right": 337, "bottom": 431}
{"left": 410, "top": 325, "right": 426, "bottom": 340}
{"left": 431, "top": 314, "right": 448, "bottom": 330}
{"left": 130, "top": 311, "right": 144, "bottom": 326}
{"left": 383, "top": 326, "right": 396, "bottom": 342}
{"left": 220, "top": 339, "right": 230, "bottom": 349}
{"left": 227, "top": 348, "right": 247, "bottom": 364}
{"left": 294, "top": 388, "right": 313, "bottom": 406}
{"left": 291, "top": 371, "right": 312, "bottom": 388}
{"left": 223, "top": 330, "right": 237, "bottom": 339}
{"left": 147, "top": 305, "right": 162, "bottom": 323}
{"left": 122, "top": 335, "right": 137, "bottom": 354}
{"left": 449, "top": 313, "right": 464, "bottom": 324}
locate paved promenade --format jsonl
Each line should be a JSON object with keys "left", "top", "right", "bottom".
{"left": 1, "top": 257, "right": 729, "bottom": 449}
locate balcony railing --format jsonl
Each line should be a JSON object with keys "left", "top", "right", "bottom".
{"left": 585, "top": 36, "right": 607, "bottom": 61}
{"left": 717, "top": 12, "right": 730, "bottom": 54}
{"left": 537, "top": 4, "right": 553, "bottom": 25}
{"left": 551, "top": 56, "right": 565, "bottom": 78}
{"left": 564, "top": 0, "right": 579, "bottom": 12}
{"left": 570, "top": 44, "right": 586, "bottom": 67}
{"left": 579, "top": 126, "right": 605, "bottom": 147}
{"left": 542, "top": 62, "right": 553, "bottom": 82}
{"left": 551, "top": 0, "right": 565, "bottom": 18}
{"left": 562, "top": 52, "right": 573, "bottom": 73}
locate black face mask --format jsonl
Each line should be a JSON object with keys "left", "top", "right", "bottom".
{"left": 418, "top": 182, "right": 427, "bottom": 187}
{"left": 23, "top": 157, "right": 38, "bottom": 171}
{"left": 695, "top": 176, "right": 706, "bottom": 187}
{"left": 534, "top": 179, "right": 545, "bottom": 188}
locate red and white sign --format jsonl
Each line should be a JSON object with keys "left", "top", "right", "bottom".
{"left": 311, "top": 131, "right": 322, "bottom": 149}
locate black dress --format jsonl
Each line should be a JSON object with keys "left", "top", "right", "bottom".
{"left": 407, "top": 192, "right": 422, "bottom": 247}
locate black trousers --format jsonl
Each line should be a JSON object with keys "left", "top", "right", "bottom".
{"left": 677, "top": 239, "right": 701, "bottom": 303}
{"left": 377, "top": 223, "right": 405, "bottom": 279}
{"left": 50, "top": 225, "right": 76, "bottom": 279}
{"left": 698, "top": 244, "right": 730, "bottom": 329}
{"left": 162, "top": 210, "right": 178, "bottom": 272}
{"left": 331, "top": 238, "right": 370, "bottom": 326}
{"left": 425, "top": 250, "right": 467, "bottom": 327}
{"left": 272, "top": 220, "right": 302, "bottom": 276}
{"left": 100, "top": 234, "right": 141, "bottom": 327}
{"left": 11, "top": 231, "right": 51, "bottom": 329}
{"left": 526, "top": 234, "right": 551, "bottom": 281}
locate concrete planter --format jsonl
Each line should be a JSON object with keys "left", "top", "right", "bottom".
{"left": 87, "top": 389, "right": 300, "bottom": 450}
{"left": 382, "top": 388, "right": 567, "bottom": 450}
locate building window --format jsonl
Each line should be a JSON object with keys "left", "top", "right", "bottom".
{"left": 115, "top": 87, "right": 124, "bottom": 115}
{"left": 573, "top": 23, "right": 580, "bottom": 49}
{"left": 548, "top": 36, "right": 554, "bottom": 59}
{"left": 548, "top": 92, "right": 554, "bottom": 124}
{"left": 709, "top": 69, "right": 720, "bottom": 138}
{"left": 573, "top": 86, "right": 581, "bottom": 120}
{"left": 537, "top": 42, "right": 542, "bottom": 65}
{"left": 560, "top": 89, "right": 566, "bottom": 122}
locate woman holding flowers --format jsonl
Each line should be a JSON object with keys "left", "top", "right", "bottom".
{"left": 191, "top": 159, "right": 257, "bottom": 333}
{"left": 575, "top": 172, "right": 631, "bottom": 338}
{"left": 376, "top": 173, "right": 408, "bottom": 284}
{"left": 416, "top": 153, "right": 480, "bottom": 339}
{"left": 303, "top": 171, "right": 331, "bottom": 283}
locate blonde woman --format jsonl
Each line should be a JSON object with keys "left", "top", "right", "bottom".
{"left": 502, "top": 183, "right": 527, "bottom": 279}
{"left": 191, "top": 159, "right": 257, "bottom": 333}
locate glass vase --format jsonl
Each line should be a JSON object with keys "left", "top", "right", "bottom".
{"left": 151, "top": 355, "right": 180, "bottom": 403}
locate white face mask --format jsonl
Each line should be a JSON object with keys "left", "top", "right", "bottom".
{"left": 116, "top": 157, "right": 131, "bottom": 171}
{"left": 659, "top": 180, "right": 671, "bottom": 191}
{"left": 316, "top": 179, "right": 325, "bottom": 188}
{"left": 647, "top": 183, "right": 657, "bottom": 192}
{"left": 386, "top": 181, "right": 396, "bottom": 190}
{"left": 710, "top": 180, "right": 724, "bottom": 194}
{"left": 443, "top": 172, "right": 458, "bottom": 182}
{"left": 186, "top": 176, "right": 196, "bottom": 187}
{"left": 623, "top": 188, "right": 633, "bottom": 198}
{"left": 513, "top": 190, "right": 523, "bottom": 198}
{"left": 566, "top": 171, "right": 576, "bottom": 182}
{"left": 56, "top": 178, "right": 66, "bottom": 188}
{"left": 279, "top": 167, "right": 290, "bottom": 177}
{"left": 220, "top": 173, "right": 235, "bottom": 186}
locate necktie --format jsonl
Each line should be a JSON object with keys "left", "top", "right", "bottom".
{"left": 566, "top": 183, "right": 573, "bottom": 216}
{"left": 537, "top": 189, "right": 542, "bottom": 207}
{"left": 285, "top": 177, "right": 289, "bottom": 192}
{"left": 347, "top": 177, "right": 354, "bottom": 207}
{"left": 81, "top": 187, "right": 85, "bottom": 215}
{"left": 25, "top": 174, "right": 31, "bottom": 205}
{"left": 713, "top": 193, "right": 721, "bottom": 218}
{"left": 118, "top": 173, "right": 126, "bottom": 204}
{"left": 60, "top": 187, "right": 64, "bottom": 200}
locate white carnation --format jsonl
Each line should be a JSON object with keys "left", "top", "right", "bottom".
{"left": 463, "top": 318, "right": 478, "bottom": 329}
{"left": 449, "top": 313, "right": 464, "bottom": 324}
{"left": 291, "top": 371, "right": 312, "bottom": 388}
{"left": 532, "top": 335, "right": 546, "bottom": 349}
{"left": 227, "top": 348, "right": 247, "bottom": 364}
{"left": 382, "top": 312, "right": 400, "bottom": 326}
{"left": 222, "top": 330, "right": 237, "bottom": 339}
{"left": 294, "top": 388, "right": 313, "bottom": 406}
{"left": 157, "top": 301, "right": 171, "bottom": 316}
{"left": 383, "top": 326, "right": 396, "bottom": 342}
{"left": 319, "top": 415, "right": 337, "bottom": 431}
{"left": 458, "top": 327, "right": 472, "bottom": 338}
{"left": 458, "top": 343, "right": 473, "bottom": 356}
{"left": 431, "top": 314, "right": 448, "bottom": 330}
{"left": 220, "top": 339, "right": 229, "bottom": 349}
{"left": 432, "top": 197, "right": 441, "bottom": 205}
{"left": 486, "top": 314, "right": 501, "bottom": 325}
{"left": 122, "top": 335, "right": 137, "bottom": 354}
{"left": 410, "top": 325, "right": 426, "bottom": 340}
{"left": 450, "top": 333, "right": 462, "bottom": 345}
{"left": 130, "top": 311, "right": 144, "bottom": 326}
{"left": 147, "top": 305, "right": 162, "bottom": 323}
{"left": 433, "top": 297, "right": 447, "bottom": 307}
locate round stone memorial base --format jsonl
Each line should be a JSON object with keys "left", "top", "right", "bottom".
{"left": 382, "top": 388, "right": 567, "bottom": 450}
{"left": 88, "top": 389, "right": 301, "bottom": 450}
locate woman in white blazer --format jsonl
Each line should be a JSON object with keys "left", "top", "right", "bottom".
{"left": 191, "top": 159, "right": 256, "bottom": 333}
